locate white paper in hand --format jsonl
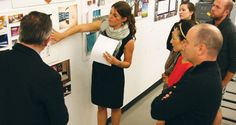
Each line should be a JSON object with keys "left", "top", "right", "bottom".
{"left": 91, "top": 34, "right": 120, "bottom": 66}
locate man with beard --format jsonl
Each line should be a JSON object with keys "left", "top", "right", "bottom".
{"left": 209, "top": 0, "right": 236, "bottom": 124}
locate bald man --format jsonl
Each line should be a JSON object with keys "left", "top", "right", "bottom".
{"left": 209, "top": 0, "right": 236, "bottom": 124}
{"left": 151, "top": 24, "right": 223, "bottom": 125}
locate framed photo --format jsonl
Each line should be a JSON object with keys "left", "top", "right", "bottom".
{"left": 126, "top": 0, "right": 149, "bottom": 18}
{"left": 51, "top": 59, "right": 71, "bottom": 96}
{"left": 51, "top": 59, "right": 71, "bottom": 84}
{"left": 154, "top": 0, "right": 178, "bottom": 21}
{"left": 58, "top": 4, "right": 78, "bottom": 30}
{"left": 8, "top": 14, "right": 23, "bottom": 24}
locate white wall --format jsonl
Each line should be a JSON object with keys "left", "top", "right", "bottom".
{"left": 0, "top": 0, "right": 198, "bottom": 125}
{"left": 50, "top": 1, "right": 181, "bottom": 124}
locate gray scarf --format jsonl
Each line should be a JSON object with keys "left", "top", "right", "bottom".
{"left": 100, "top": 20, "right": 130, "bottom": 40}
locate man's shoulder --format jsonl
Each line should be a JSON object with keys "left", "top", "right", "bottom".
{"left": 0, "top": 50, "right": 12, "bottom": 65}
{"left": 222, "top": 18, "right": 236, "bottom": 31}
{"left": 0, "top": 50, "right": 11, "bottom": 57}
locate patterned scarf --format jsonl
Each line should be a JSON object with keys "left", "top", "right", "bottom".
{"left": 100, "top": 20, "right": 130, "bottom": 40}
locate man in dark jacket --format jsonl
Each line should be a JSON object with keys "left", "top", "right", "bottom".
{"left": 209, "top": 0, "right": 236, "bottom": 124}
{"left": 151, "top": 24, "right": 223, "bottom": 125}
{"left": 0, "top": 11, "right": 68, "bottom": 125}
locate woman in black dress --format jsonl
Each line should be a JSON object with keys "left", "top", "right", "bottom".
{"left": 51, "top": 1, "right": 136, "bottom": 125}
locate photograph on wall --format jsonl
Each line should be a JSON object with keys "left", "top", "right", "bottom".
{"left": 86, "top": 32, "right": 97, "bottom": 55}
{"left": 126, "top": 0, "right": 149, "bottom": 18}
{"left": 0, "top": 16, "right": 7, "bottom": 32}
{"left": 8, "top": 14, "right": 23, "bottom": 24}
{"left": 154, "top": 0, "right": 178, "bottom": 21}
{"left": 11, "top": 0, "right": 76, "bottom": 8}
{"left": 63, "top": 84, "right": 71, "bottom": 96}
{"left": 50, "top": 59, "right": 71, "bottom": 96}
{"left": 58, "top": 4, "right": 78, "bottom": 30}
{"left": 11, "top": 26, "right": 20, "bottom": 37}
{"left": 0, "top": 33, "right": 9, "bottom": 51}
{"left": 86, "top": 0, "right": 96, "bottom": 6}
{"left": 86, "top": 0, "right": 117, "bottom": 7}
{"left": 93, "top": 9, "right": 101, "bottom": 19}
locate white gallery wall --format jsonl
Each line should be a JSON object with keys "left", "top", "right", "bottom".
{"left": 0, "top": 0, "right": 198, "bottom": 125}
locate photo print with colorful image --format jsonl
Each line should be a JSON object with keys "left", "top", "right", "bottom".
{"left": 8, "top": 13, "right": 23, "bottom": 24}
{"left": 11, "top": 26, "right": 20, "bottom": 37}
{"left": 50, "top": 59, "right": 71, "bottom": 96}
{"left": 58, "top": 4, "right": 78, "bottom": 30}
{"left": 0, "top": 16, "right": 7, "bottom": 31}
{"left": 0, "top": 34, "right": 8, "bottom": 50}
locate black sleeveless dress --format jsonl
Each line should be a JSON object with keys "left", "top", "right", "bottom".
{"left": 91, "top": 32, "right": 133, "bottom": 108}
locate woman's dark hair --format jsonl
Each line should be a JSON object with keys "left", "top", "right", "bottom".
{"left": 180, "top": 1, "right": 195, "bottom": 21}
{"left": 112, "top": 1, "right": 136, "bottom": 38}
{"left": 174, "top": 20, "right": 197, "bottom": 41}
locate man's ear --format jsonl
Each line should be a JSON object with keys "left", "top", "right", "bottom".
{"left": 197, "top": 42, "right": 207, "bottom": 56}
{"left": 224, "top": 9, "right": 230, "bottom": 17}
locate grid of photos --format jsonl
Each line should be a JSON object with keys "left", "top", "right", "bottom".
{"left": 0, "top": 2, "right": 78, "bottom": 52}
{"left": 0, "top": 13, "right": 23, "bottom": 51}
{"left": 0, "top": 16, "right": 8, "bottom": 50}
{"left": 154, "top": 0, "right": 178, "bottom": 21}
{"left": 51, "top": 59, "right": 71, "bottom": 96}
{"left": 126, "top": 0, "right": 149, "bottom": 18}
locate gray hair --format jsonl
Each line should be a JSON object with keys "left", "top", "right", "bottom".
{"left": 19, "top": 11, "right": 52, "bottom": 45}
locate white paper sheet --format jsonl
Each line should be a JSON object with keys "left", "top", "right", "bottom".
{"left": 91, "top": 34, "right": 120, "bottom": 66}
{"left": 158, "top": 0, "right": 169, "bottom": 14}
{"left": 169, "top": 0, "right": 176, "bottom": 11}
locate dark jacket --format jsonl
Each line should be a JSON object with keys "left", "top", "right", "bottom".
{"left": 209, "top": 17, "right": 236, "bottom": 78}
{"left": 0, "top": 43, "right": 69, "bottom": 125}
{"left": 151, "top": 61, "right": 222, "bottom": 125}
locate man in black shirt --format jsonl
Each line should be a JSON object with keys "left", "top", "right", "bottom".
{"left": 209, "top": 0, "right": 236, "bottom": 124}
{"left": 0, "top": 11, "right": 68, "bottom": 125}
{"left": 151, "top": 24, "right": 223, "bottom": 125}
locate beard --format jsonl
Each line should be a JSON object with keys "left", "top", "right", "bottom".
{"left": 211, "top": 13, "right": 224, "bottom": 21}
{"left": 210, "top": 9, "right": 226, "bottom": 21}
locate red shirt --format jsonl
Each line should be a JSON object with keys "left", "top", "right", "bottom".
{"left": 168, "top": 55, "right": 192, "bottom": 87}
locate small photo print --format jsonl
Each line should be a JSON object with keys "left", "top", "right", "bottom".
{"left": 93, "top": 9, "right": 101, "bottom": 19}
{"left": 87, "top": 0, "right": 96, "bottom": 6}
{"left": 51, "top": 59, "right": 71, "bottom": 96}
{"left": 63, "top": 84, "right": 71, "bottom": 96}
{"left": 0, "top": 16, "right": 7, "bottom": 32}
{"left": 8, "top": 13, "right": 23, "bottom": 24}
{"left": 0, "top": 34, "right": 8, "bottom": 50}
{"left": 51, "top": 59, "right": 71, "bottom": 84}
{"left": 11, "top": 26, "right": 20, "bottom": 37}
{"left": 58, "top": 4, "right": 78, "bottom": 30}
{"left": 126, "top": 0, "right": 149, "bottom": 18}
{"left": 86, "top": 32, "right": 97, "bottom": 55}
